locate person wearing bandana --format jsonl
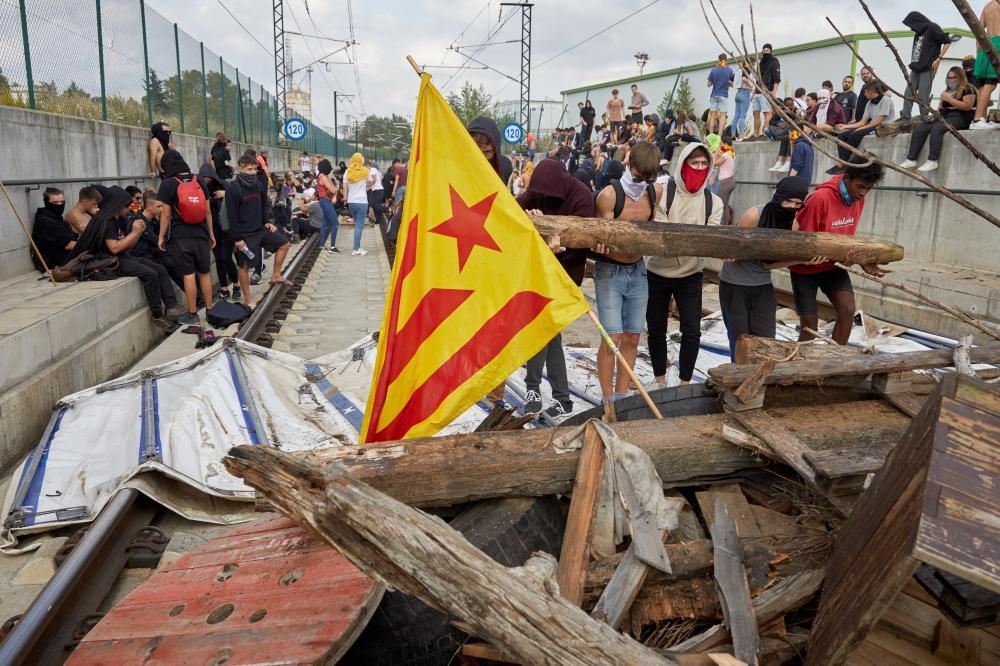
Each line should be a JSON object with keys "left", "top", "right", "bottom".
{"left": 147, "top": 122, "right": 172, "bottom": 178}
{"left": 646, "top": 143, "right": 723, "bottom": 389}
{"left": 718, "top": 176, "right": 826, "bottom": 360}
{"left": 790, "top": 161, "right": 889, "bottom": 345}
{"left": 592, "top": 142, "right": 663, "bottom": 407}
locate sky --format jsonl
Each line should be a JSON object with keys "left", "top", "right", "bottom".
{"left": 145, "top": 0, "right": 944, "bottom": 131}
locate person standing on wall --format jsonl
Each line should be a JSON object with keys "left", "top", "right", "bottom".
{"left": 707, "top": 54, "right": 735, "bottom": 135}
{"left": 899, "top": 11, "right": 956, "bottom": 124}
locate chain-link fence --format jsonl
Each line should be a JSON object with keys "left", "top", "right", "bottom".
{"left": 0, "top": 0, "right": 352, "bottom": 157}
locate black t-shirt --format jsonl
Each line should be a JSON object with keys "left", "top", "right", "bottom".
{"left": 580, "top": 107, "right": 596, "bottom": 125}
{"left": 836, "top": 91, "right": 857, "bottom": 122}
{"left": 211, "top": 144, "right": 233, "bottom": 180}
{"left": 156, "top": 175, "right": 211, "bottom": 241}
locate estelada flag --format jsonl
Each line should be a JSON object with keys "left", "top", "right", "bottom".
{"left": 360, "top": 73, "right": 589, "bottom": 443}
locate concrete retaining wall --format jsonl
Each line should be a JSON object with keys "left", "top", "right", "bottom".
{"left": 730, "top": 129, "right": 1000, "bottom": 272}
{"left": 0, "top": 105, "right": 301, "bottom": 282}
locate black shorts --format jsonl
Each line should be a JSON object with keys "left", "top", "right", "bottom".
{"left": 610, "top": 120, "right": 625, "bottom": 133}
{"left": 790, "top": 268, "right": 853, "bottom": 315}
{"left": 169, "top": 236, "right": 211, "bottom": 275}
{"left": 237, "top": 230, "right": 288, "bottom": 268}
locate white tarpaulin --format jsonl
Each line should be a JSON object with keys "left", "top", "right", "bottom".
{"left": 1, "top": 339, "right": 351, "bottom": 551}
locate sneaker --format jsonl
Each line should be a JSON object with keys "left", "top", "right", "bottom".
{"left": 176, "top": 312, "right": 200, "bottom": 326}
{"left": 250, "top": 271, "right": 263, "bottom": 286}
{"left": 776, "top": 162, "right": 790, "bottom": 173}
{"left": 231, "top": 286, "right": 242, "bottom": 301}
{"left": 898, "top": 159, "right": 918, "bottom": 169}
{"left": 917, "top": 160, "right": 939, "bottom": 172}
{"left": 151, "top": 316, "right": 176, "bottom": 332}
{"left": 352, "top": 248, "right": 369, "bottom": 256}
{"left": 218, "top": 288, "right": 231, "bottom": 299}
{"left": 969, "top": 119, "right": 995, "bottom": 130}
{"left": 642, "top": 380, "right": 667, "bottom": 393}
{"left": 768, "top": 161, "right": 783, "bottom": 171}
{"left": 524, "top": 390, "right": 543, "bottom": 414}
{"left": 165, "top": 304, "right": 186, "bottom": 321}
{"left": 329, "top": 246, "right": 340, "bottom": 253}
{"left": 542, "top": 401, "right": 573, "bottom": 419}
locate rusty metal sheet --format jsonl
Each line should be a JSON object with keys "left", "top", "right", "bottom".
{"left": 67, "top": 516, "right": 383, "bottom": 665}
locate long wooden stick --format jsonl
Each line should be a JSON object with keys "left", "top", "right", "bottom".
{"left": 834, "top": 262, "right": 1000, "bottom": 341}
{"left": 405, "top": 54, "right": 424, "bottom": 76}
{"left": 0, "top": 178, "right": 56, "bottom": 284}
{"left": 950, "top": 0, "right": 1000, "bottom": 87}
{"left": 587, "top": 310, "right": 663, "bottom": 419}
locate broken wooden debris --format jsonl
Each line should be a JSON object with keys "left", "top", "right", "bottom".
{"left": 711, "top": 500, "right": 760, "bottom": 666}
{"left": 557, "top": 423, "right": 606, "bottom": 606}
{"left": 807, "top": 375, "right": 1000, "bottom": 665}
{"left": 592, "top": 543, "right": 653, "bottom": 629}
{"left": 224, "top": 447, "right": 674, "bottom": 666}
{"left": 530, "top": 214, "right": 904, "bottom": 264}
{"left": 310, "top": 400, "right": 909, "bottom": 508}
{"left": 730, "top": 358, "right": 776, "bottom": 408}
{"left": 726, "top": 411, "right": 817, "bottom": 487}
{"left": 708, "top": 342, "right": 1000, "bottom": 389}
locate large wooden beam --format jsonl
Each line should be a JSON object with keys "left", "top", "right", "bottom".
{"left": 309, "top": 401, "right": 910, "bottom": 508}
{"left": 529, "top": 214, "right": 904, "bottom": 264}
{"left": 709, "top": 343, "right": 1000, "bottom": 389}
{"left": 224, "top": 447, "right": 674, "bottom": 666}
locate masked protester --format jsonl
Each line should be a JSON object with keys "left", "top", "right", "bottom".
{"left": 148, "top": 122, "right": 172, "bottom": 178}
{"left": 719, "top": 176, "right": 816, "bottom": 360}
{"left": 31, "top": 187, "right": 76, "bottom": 270}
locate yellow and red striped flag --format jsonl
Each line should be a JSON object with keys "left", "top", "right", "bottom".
{"left": 360, "top": 73, "right": 589, "bottom": 443}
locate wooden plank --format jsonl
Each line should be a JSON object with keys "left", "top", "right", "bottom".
{"left": 884, "top": 392, "right": 926, "bottom": 418}
{"left": 591, "top": 543, "right": 651, "bottom": 629}
{"left": 462, "top": 643, "right": 521, "bottom": 664}
{"left": 728, "top": 411, "right": 816, "bottom": 485}
{"left": 530, "top": 214, "right": 904, "bottom": 264}
{"left": 933, "top": 618, "right": 982, "bottom": 665}
{"left": 804, "top": 447, "right": 890, "bottom": 479}
{"left": 697, "top": 485, "right": 763, "bottom": 539}
{"left": 711, "top": 499, "right": 760, "bottom": 666}
{"left": 557, "top": 424, "right": 606, "bottom": 606}
{"left": 732, "top": 358, "right": 776, "bottom": 406}
{"left": 224, "top": 446, "right": 674, "bottom": 666}
{"left": 306, "top": 401, "right": 909, "bottom": 508}
{"left": 708, "top": 343, "right": 1000, "bottom": 389}
{"left": 734, "top": 335, "right": 859, "bottom": 365}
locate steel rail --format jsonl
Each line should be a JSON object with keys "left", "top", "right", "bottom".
{"left": 0, "top": 234, "right": 320, "bottom": 662}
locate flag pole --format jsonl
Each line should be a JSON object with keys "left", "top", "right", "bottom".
{"left": 406, "top": 55, "right": 424, "bottom": 77}
{"left": 587, "top": 310, "right": 663, "bottom": 419}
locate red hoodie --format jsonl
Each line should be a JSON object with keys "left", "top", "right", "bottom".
{"left": 791, "top": 175, "right": 867, "bottom": 275}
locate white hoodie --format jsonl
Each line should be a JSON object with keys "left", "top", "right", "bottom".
{"left": 648, "top": 142, "right": 723, "bottom": 279}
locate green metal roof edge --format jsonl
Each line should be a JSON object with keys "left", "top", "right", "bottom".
{"left": 559, "top": 27, "right": 975, "bottom": 95}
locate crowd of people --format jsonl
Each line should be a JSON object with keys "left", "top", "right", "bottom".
{"left": 31, "top": 122, "right": 399, "bottom": 334}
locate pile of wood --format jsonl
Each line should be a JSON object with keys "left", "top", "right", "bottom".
{"left": 220, "top": 336, "right": 1000, "bottom": 666}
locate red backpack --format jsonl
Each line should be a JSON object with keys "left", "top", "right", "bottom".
{"left": 174, "top": 176, "right": 206, "bottom": 224}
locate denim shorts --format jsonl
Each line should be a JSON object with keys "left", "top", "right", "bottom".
{"left": 750, "top": 94, "right": 772, "bottom": 112}
{"left": 709, "top": 95, "right": 728, "bottom": 112}
{"left": 594, "top": 260, "right": 648, "bottom": 334}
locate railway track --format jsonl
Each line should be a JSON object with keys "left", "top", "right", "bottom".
{"left": 0, "top": 234, "right": 323, "bottom": 665}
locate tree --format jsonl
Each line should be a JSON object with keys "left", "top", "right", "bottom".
{"left": 446, "top": 81, "right": 493, "bottom": 127}
{"left": 673, "top": 76, "right": 696, "bottom": 119}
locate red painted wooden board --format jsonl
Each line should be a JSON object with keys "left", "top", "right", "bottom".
{"left": 67, "top": 516, "right": 383, "bottom": 665}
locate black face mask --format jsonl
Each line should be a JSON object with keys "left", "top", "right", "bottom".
{"left": 45, "top": 201, "right": 65, "bottom": 216}
{"left": 237, "top": 172, "right": 258, "bottom": 188}
{"left": 870, "top": 94, "right": 884, "bottom": 105}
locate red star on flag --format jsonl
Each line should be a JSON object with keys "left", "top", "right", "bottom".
{"left": 429, "top": 185, "right": 501, "bottom": 271}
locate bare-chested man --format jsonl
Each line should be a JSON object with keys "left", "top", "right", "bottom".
{"left": 147, "top": 122, "right": 172, "bottom": 177}
{"left": 65, "top": 186, "right": 102, "bottom": 235}
{"left": 971, "top": 0, "right": 1000, "bottom": 128}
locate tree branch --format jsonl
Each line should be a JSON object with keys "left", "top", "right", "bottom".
{"left": 950, "top": 0, "right": 1000, "bottom": 81}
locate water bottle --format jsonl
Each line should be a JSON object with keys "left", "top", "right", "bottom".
{"left": 239, "top": 245, "right": 255, "bottom": 261}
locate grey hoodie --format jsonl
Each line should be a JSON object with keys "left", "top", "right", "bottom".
{"left": 648, "top": 142, "right": 723, "bottom": 279}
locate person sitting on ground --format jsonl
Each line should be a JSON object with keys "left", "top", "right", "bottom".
{"left": 806, "top": 89, "right": 846, "bottom": 133}
{"left": 900, "top": 66, "right": 977, "bottom": 173}
{"left": 155, "top": 150, "right": 215, "bottom": 325}
{"left": 829, "top": 81, "right": 896, "bottom": 174}
{"left": 71, "top": 186, "right": 184, "bottom": 331}
{"left": 662, "top": 110, "right": 701, "bottom": 162}
{"left": 593, "top": 142, "right": 663, "bottom": 407}
{"left": 719, "top": 176, "right": 825, "bottom": 360}
{"left": 65, "top": 186, "right": 102, "bottom": 235}
{"left": 516, "top": 159, "right": 595, "bottom": 418}
{"left": 791, "top": 160, "right": 888, "bottom": 345}
{"left": 129, "top": 189, "right": 184, "bottom": 290}
{"left": 31, "top": 187, "right": 76, "bottom": 271}
{"left": 148, "top": 122, "right": 172, "bottom": 178}
{"left": 226, "top": 154, "right": 292, "bottom": 309}
{"left": 648, "top": 142, "right": 723, "bottom": 388}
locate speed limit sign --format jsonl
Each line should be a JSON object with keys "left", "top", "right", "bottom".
{"left": 283, "top": 117, "right": 307, "bottom": 141}
{"left": 502, "top": 122, "right": 525, "bottom": 145}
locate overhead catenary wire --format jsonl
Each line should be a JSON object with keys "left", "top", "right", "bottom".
{"left": 533, "top": 0, "right": 661, "bottom": 70}
{"left": 441, "top": 5, "right": 518, "bottom": 93}
{"left": 289, "top": 0, "right": 358, "bottom": 120}
{"left": 301, "top": 0, "right": 356, "bottom": 111}
{"left": 215, "top": 0, "right": 273, "bottom": 56}
{"left": 346, "top": 0, "right": 366, "bottom": 114}
{"left": 440, "top": 1, "right": 491, "bottom": 65}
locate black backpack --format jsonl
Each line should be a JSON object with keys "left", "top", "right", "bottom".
{"left": 206, "top": 300, "right": 252, "bottom": 328}
{"left": 664, "top": 179, "right": 713, "bottom": 222}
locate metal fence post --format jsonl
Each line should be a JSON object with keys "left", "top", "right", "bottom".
{"left": 140, "top": 0, "right": 151, "bottom": 125}
{"left": 200, "top": 42, "right": 208, "bottom": 134}
{"left": 219, "top": 56, "right": 225, "bottom": 136}
{"left": 95, "top": 0, "right": 107, "bottom": 121}
{"left": 17, "top": 0, "right": 34, "bottom": 109}
{"left": 236, "top": 67, "right": 245, "bottom": 143}
{"left": 248, "top": 78, "right": 254, "bottom": 146}
{"left": 173, "top": 23, "right": 184, "bottom": 132}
